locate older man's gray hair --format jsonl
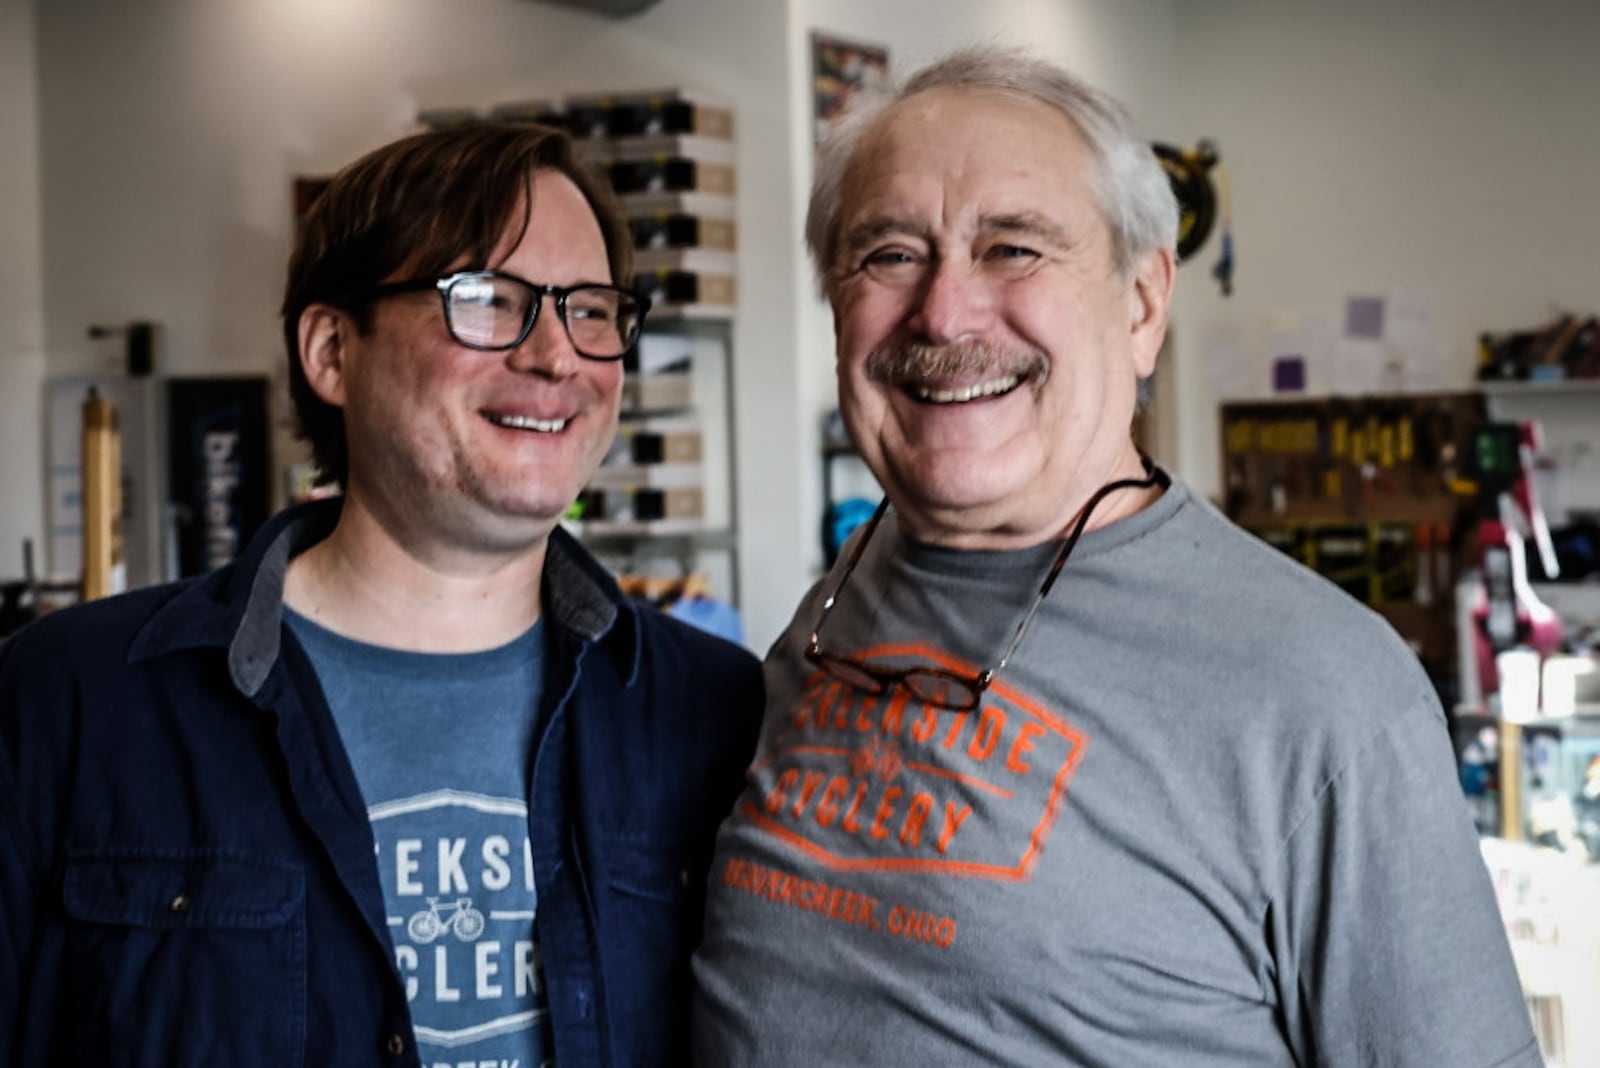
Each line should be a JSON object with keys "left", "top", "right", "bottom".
{"left": 805, "top": 45, "right": 1179, "bottom": 293}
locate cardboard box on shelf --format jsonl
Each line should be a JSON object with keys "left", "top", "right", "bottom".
{"left": 630, "top": 213, "right": 737, "bottom": 252}
{"left": 633, "top": 427, "right": 701, "bottom": 464}
{"left": 586, "top": 455, "right": 701, "bottom": 491}
{"left": 610, "top": 134, "right": 735, "bottom": 166}
{"left": 634, "top": 269, "right": 735, "bottom": 311}
{"left": 487, "top": 99, "right": 565, "bottom": 127}
{"left": 561, "top": 89, "right": 733, "bottom": 140}
{"left": 619, "top": 190, "right": 735, "bottom": 218}
{"left": 631, "top": 332, "right": 693, "bottom": 375}
{"left": 577, "top": 485, "right": 705, "bottom": 524}
{"left": 622, "top": 334, "right": 695, "bottom": 413}
{"left": 607, "top": 157, "right": 735, "bottom": 197}
{"left": 623, "top": 372, "right": 693, "bottom": 413}
{"left": 598, "top": 418, "right": 704, "bottom": 467}
{"left": 415, "top": 107, "right": 485, "bottom": 130}
{"left": 633, "top": 248, "right": 736, "bottom": 276}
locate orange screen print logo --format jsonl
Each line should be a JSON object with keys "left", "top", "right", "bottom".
{"left": 741, "top": 642, "right": 1090, "bottom": 882}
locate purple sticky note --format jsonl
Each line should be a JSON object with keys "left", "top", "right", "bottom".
{"left": 1345, "top": 296, "right": 1385, "bottom": 339}
{"left": 1272, "top": 355, "right": 1306, "bottom": 392}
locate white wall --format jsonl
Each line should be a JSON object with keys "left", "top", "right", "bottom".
{"left": 0, "top": 0, "right": 45, "bottom": 582}
{"left": 33, "top": 0, "right": 791, "bottom": 379}
{"left": 1168, "top": 0, "right": 1600, "bottom": 500}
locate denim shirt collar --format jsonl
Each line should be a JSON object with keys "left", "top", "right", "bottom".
{"left": 127, "top": 497, "right": 641, "bottom": 696}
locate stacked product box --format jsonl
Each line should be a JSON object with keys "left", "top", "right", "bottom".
{"left": 549, "top": 88, "right": 736, "bottom": 536}
{"left": 555, "top": 88, "right": 738, "bottom": 319}
{"left": 623, "top": 332, "right": 695, "bottom": 414}
{"left": 578, "top": 417, "right": 706, "bottom": 533}
{"left": 431, "top": 88, "right": 738, "bottom": 318}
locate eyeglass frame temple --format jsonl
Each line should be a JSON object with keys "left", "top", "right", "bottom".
{"left": 809, "top": 457, "right": 1166, "bottom": 681}
{"left": 990, "top": 458, "right": 1168, "bottom": 677}
{"left": 808, "top": 496, "right": 891, "bottom": 650}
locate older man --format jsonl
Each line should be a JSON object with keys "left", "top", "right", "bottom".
{"left": 693, "top": 47, "right": 1539, "bottom": 1068}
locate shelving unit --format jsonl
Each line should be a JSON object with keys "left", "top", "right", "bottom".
{"left": 1452, "top": 376, "right": 1600, "bottom": 719}
{"left": 1478, "top": 378, "right": 1600, "bottom": 523}
{"left": 557, "top": 90, "right": 744, "bottom": 614}
{"left": 1219, "top": 391, "right": 1488, "bottom": 689}
{"left": 572, "top": 315, "right": 741, "bottom": 606}
{"left": 1448, "top": 377, "right": 1600, "bottom": 1065}
{"left": 1477, "top": 378, "right": 1600, "bottom": 396}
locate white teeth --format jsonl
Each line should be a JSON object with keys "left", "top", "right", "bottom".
{"left": 490, "top": 413, "right": 567, "bottom": 432}
{"left": 913, "top": 374, "right": 1020, "bottom": 404}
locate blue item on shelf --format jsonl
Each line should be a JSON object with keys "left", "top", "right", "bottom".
{"left": 668, "top": 595, "right": 744, "bottom": 646}
{"left": 826, "top": 497, "right": 878, "bottom": 562}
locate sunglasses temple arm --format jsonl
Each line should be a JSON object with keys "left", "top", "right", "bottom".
{"left": 994, "top": 467, "right": 1163, "bottom": 675}
{"left": 992, "top": 589, "right": 1048, "bottom": 675}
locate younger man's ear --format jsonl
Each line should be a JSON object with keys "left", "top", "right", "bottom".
{"left": 297, "top": 304, "right": 351, "bottom": 407}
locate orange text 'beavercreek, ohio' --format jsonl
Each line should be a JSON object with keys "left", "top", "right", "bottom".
{"left": 722, "top": 856, "right": 958, "bottom": 949}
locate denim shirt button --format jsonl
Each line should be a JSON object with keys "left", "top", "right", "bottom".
{"left": 385, "top": 1033, "right": 406, "bottom": 1056}
{"left": 167, "top": 893, "right": 190, "bottom": 914}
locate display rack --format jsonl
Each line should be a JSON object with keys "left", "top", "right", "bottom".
{"left": 1219, "top": 391, "right": 1488, "bottom": 691}
{"left": 1479, "top": 379, "right": 1600, "bottom": 530}
{"left": 540, "top": 90, "right": 742, "bottom": 612}
{"left": 1449, "top": 377, "right": 1600, "bottom": 837}
{"left": 571, "top": 315, "right": 740, "bottom": 607}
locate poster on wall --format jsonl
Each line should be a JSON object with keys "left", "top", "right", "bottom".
{"left": 810, "top": 32, "right": 890, "bottom": 149}
{"left": 166, "top": 377, "right": 272, "bottom": 578}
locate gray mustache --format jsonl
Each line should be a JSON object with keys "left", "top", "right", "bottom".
{"left": 863, "top": 340, "right": 1049, "bottom": 387}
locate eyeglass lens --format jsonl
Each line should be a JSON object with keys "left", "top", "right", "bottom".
{"left": 810, "top": 654, "right": 982, "bottom": 713}
{"left": 445, "top": 275, "right": 642, "bottom": 357}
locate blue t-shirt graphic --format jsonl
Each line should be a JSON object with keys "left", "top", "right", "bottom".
{"left": 287, "top": 609, "right": 553, "bottom": 1067}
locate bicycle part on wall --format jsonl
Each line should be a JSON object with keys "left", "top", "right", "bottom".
{"left": 1153, "top": 139, "right": 1232, "bottom": 296}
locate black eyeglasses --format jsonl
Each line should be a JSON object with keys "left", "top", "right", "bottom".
{"left": 805, "top": 458, "right": 1169, "bottom": 711}
{"left": 364, "top": 270, "right": 649, "bottom": 361}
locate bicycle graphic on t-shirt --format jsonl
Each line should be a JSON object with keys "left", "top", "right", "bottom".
{"left": 406, "top": 896, "right": 487, "bottom": 943}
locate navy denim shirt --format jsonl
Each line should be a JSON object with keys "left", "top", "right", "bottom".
{"left": 0, "top": 499, "right": 762, "bottom": 1067}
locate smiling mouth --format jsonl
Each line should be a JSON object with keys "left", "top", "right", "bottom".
{"left": 909, "top": 373, "right": 1023, "bottom": 405}
{"left": 485, "top": 412, "right": 569, "bottom": 433}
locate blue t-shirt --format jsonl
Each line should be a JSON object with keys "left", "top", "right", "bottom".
{"left": 287, "top": 608, "right": 553, "bottom": 1068}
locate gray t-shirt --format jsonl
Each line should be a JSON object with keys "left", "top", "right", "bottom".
{"left": 287, "top": 610, "right": 555, "bottom": 1068}
{"left": 693, "top": 479, "right": 1540, "bottom": 1067}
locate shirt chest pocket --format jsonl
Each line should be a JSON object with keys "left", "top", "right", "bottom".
{"left": 61, "top": 851, "right": 308, "bottom": 1068}
{"left": 599, "top": 835, "right": 698, "bottom": 1065}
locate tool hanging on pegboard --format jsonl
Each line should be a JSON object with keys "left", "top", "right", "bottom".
{"left": 1152, "top": 139, "right": 1233, "bottom": 296}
